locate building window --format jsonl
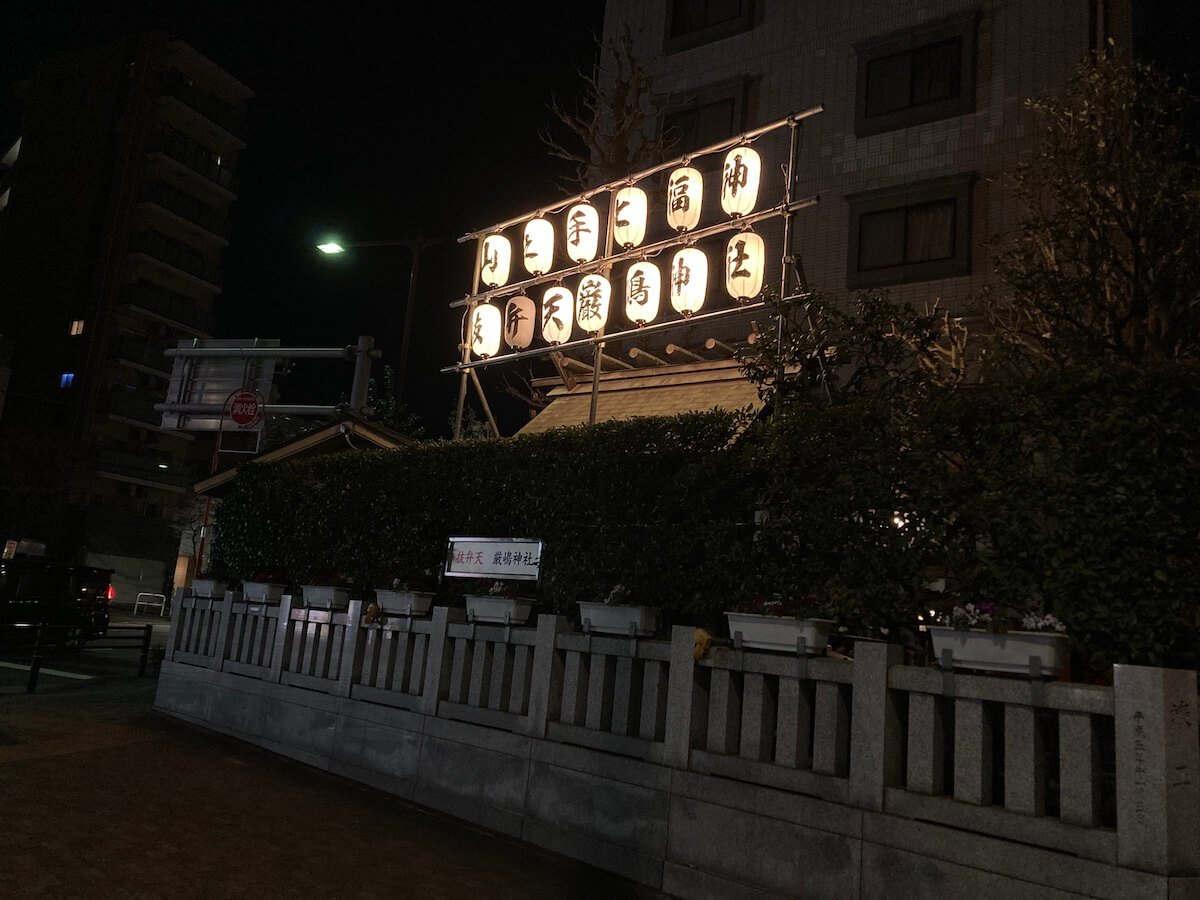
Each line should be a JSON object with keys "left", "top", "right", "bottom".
{"left": 60, "top": 373, "right": 75, "bottom": 388}
{"left": 664, "top": 0, "right": 754, "bottom": 54}
{"left": 846, "top": 173, "right": 974, "bottom": 288}
{"left": 70, "top": 319, "right": 84, "bottom": 335}
{"left": 663, "top": 77, "right": 748, "bottom": 152}
{"left": 854, "top": 11, "right": 978, "bottom": 138}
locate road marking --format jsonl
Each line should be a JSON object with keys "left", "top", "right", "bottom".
{"left": 0, "top": 661, "right": 94, "bottom": 680}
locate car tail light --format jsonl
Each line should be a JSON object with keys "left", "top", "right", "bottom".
{"left": 104, "top": 584, "right": 115, "bottom": 604}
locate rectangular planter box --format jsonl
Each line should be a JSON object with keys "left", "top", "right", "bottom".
{"left": 465, "top": 594, "right": 534, "bottom": 625}
{"left": 725, "top": 612, "right": 833, "bottom": 655}
{"left": 927, "top": 626, "right": 1069, "bottom": 678}
{"left": 374, "top": 589, "right": 434, "bottom": 616}
{"left": 577, "top": 601, "right": 658, "bottom": 636}
{"left": 191, "top": 578, "right": 228, "bottom": 599}
{"left": 241, "top": 581, "right": 285, "bottom": 603}
{"left": 300, "top": 585, "right": 350, "bottom": 610}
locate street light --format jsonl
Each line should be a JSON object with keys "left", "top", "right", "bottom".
{"left": 315, "top": 235, "right": 439, "bottom": 405}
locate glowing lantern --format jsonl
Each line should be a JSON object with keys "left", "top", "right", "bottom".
{"left": 541, "top": 285, "right": 574, "bottom": 344}
{"left": 624, "top": 261, "right": 661, "bottom": 325}
{"left": 613, "top": 186, "right": 647, "bottom": 248}
{"left": 725, "top": 231, "right": 765, "bottom": 301}
{"left": 480, "top": 234, "right": 511, "bottom": 287}
{"left": 575, "top": 274, "right": 611, "bottom": 333}
{"left": 565, "top": 202, "right": 600, "bottom": 263}
{"left": 522, "top": 218, "right": 554, "bottom": 275}
{"left": 720, "top": 146, "right": 761, "bottom": 217}
{"left": 669, "top": 247, "right": 707, "bottom": 316}
{"left": 504, "top": 295, "right": 536, "bottom": 349}
{"left": 469, "top": 303, "right": 501, "bottom": 358}
{"left": 666, "top": 166, "right": 703, "bottom": 232}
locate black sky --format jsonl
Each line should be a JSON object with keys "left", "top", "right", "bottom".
{"left": 3, "top": 0, "right": 612, "bottom": 435}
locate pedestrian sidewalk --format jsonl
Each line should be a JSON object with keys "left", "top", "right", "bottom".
{"left": 0, "top": 663, "right": 665, "bottom": 898}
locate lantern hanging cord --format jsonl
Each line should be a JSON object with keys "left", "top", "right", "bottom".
{"left": 459, "top": 308, "right": 471, "bottom": 347}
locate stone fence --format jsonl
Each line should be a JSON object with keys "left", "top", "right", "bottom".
{"left": 155, "top": 590, "right": 1200, "bottom": 898}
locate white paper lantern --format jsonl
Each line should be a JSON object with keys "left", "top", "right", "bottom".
{"left": 541, "top": 285, "right": 574, "bottom": 344}
{"left": 670, "top": 248, "right": 708, "bottom": 316}
{"left": 725, "top": 231, "right": 765, "bottom": 301}
{"left": 666, "top": 166, "right": 703, "bottom": 232}
{"left": 720, "top": 146, "right": 761, "bottom": 217}
{"left": 522, "top": 218, "right": 554, "bottom": 275}
{"left": 469, "top": 303, "right": 502, "bottom": 358}
{"left": 624, "top": 262, "right": 661, "bottom": 325}
{"left": 613, "top": 186, "right": 647, "bottom": 248}
{"left": 504, "top": 295, "right": 536, "bottom": 349}
{"left": 565, "top": 202, "right": 600, "bottom": 263}
{"left": 480, "top": 234, "right": 511, "bottom": 287}
{"left": 575, "top": 274, "right": 611, "bottom": 333}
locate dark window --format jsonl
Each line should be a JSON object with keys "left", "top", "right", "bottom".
{"left": 854, "top": 12, "right": 978, "bottom": 137}
{"left": 665, "top": 0, "right": 754, "bottom": 54}
{"left": 865, "top": 39, "right": 962, "bottom": 117}
{"left": 847, "top": 174, "right": 973, "bottom": 288}
{"left": 664, "top": 98, "right": 736, "bottom": 152}
{"left": 662, "top": 77, "right": 747, "bottom": 153}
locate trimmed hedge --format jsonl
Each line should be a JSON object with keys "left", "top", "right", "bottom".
{"left": 213, "top": 368, "right": 1200, "bottom": 667}
{"left": 213, "top": 410, "right": 755, "bottom": 620}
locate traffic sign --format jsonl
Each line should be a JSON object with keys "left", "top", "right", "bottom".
{"left": 229, "top": 390, "right": 262, "bottom": 428}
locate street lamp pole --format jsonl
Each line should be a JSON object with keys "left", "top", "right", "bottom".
{"left": 316, "top": 235, "right": 440, "bottom": 404}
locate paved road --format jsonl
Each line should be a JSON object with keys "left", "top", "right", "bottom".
{"left": 0, "top": 610, "right": 665, "bottom": 899}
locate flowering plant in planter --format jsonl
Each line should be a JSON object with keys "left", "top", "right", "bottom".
{"left": 577, "top": 583, "right": 659, "bottom": 636}
{"left": 602, "top": 583, "right": 632, "bottom": 605}
{"left": 927, "top": 602, "right": 1070, "bottom": 677}
{"left": 735, "top": 592, "right": 837, "bottom": 621}
{"left": 726, "top": 593, "right": 838, "bottom": 655}
{"left": 935, "top": 602, "right": 1066, "bottom": 634}
{"left": 392, "top": 574, "right": 437, "bottom": 593}
{"left": 464, "top": 579, "right": 535, "bottom": 625}
{"left": 371, "top": 572, "right": 439, "bottom": 619}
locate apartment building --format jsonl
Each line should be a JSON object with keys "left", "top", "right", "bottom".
{"left": 600, "top": 1, "right": 1140, "bottom": 315}
{"left": 0, "top": 33, "right": 251, "bottom": 600}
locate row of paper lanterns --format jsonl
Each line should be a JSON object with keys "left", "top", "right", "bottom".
{"left": 468, "top": 232, "right": 767, "bottom": 358}
{"left": 479, "top": 146, "right": 763, "bottom": 288}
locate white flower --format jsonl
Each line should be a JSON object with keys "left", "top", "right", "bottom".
{"left": 1020, "top": 612, "right": 1067, "bottom": 633}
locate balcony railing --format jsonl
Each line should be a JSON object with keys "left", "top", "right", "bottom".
{"left": 94, "top": 445, "right": 192, "bottom": 491}
{"left": 147, "top": 128, "right": 236, "bottom": 193}
{"left": 118, "top": 282, "right": 214, "bottom": 334}
{"left": 127, "top": 230, "right": 223, "bottom": 288}
{"left": 110, "top": 335, "right": 170, "bottom": 374}
{"left": 106, "top": 387, "right": 163, "bottom": 426}
{"left": 142, "top": 181, "right": 229, "bottom": 240}
{"left": 162, "top": 72, "right": 247, "bottom": 139}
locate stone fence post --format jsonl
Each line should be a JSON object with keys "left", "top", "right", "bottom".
{"left": 212, "top": 589, "right": 237, "bottom": 672}
{"left": 522, "top": 614, "right": 569, "bottom": 739}
{"left": 164, "top": 587, "right": 188, "bottom": 662}
{"left": 268, "top": 593, "right": 295, "bottom": 684}
{"left": 1114, "top": 664, "right": 1200, "bottom": 875}
{"left": 334, "top": 599, "right": 364, "bottom": 697}
{"left": 664, "top": 625, "right": 704, "bottom": 770}
{"left": 419, "top": 605, "right": 464, "bottom": 716}
{"left": 849, "top": 641, "right": 904, "bottom": 810}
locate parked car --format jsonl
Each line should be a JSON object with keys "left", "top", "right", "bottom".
{"left": 0, "top": 557, "right": 114, "bottom": 648}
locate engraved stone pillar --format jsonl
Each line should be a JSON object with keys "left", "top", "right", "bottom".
{"left": 1114, "top": 665, "right": 1200, "bottom": 874}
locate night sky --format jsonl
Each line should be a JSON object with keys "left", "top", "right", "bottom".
{"left": 3, "top": 1, "right": 613, "bottom": 435}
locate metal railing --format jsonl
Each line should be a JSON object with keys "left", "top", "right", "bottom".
{"left": 3, "top": 623, "right": 155, "bottom": 693}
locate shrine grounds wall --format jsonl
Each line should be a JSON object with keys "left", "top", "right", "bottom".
{"left": 155, "top": 592, "right": 1200, "bottom": 898}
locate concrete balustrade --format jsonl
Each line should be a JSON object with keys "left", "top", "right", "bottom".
{"left": 158, "top": 590, "right": 1200, "bottom": 897}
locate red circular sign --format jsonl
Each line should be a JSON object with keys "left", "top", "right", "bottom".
{"left": 229, "top": 390, "right": 261, "bottom": 427}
